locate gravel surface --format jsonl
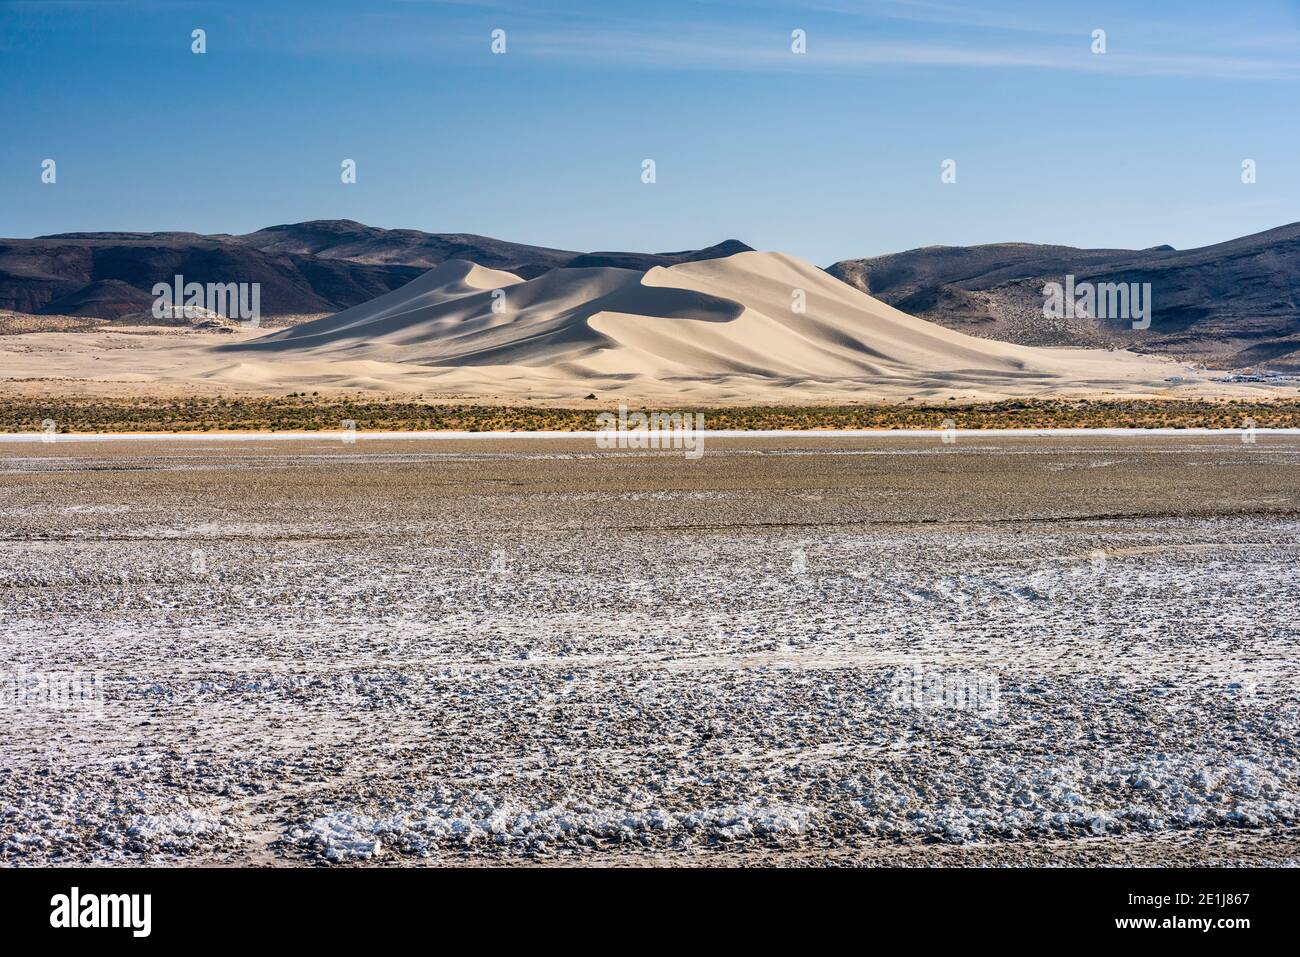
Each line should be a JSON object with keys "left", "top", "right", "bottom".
{"left": 1, "top": 434, "right": 1298, "bottom": 866}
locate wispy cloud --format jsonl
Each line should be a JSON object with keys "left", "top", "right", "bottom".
{"left": 285, "top": 0, "right": 1300, "bottom": 80}
{"left": 38, "top": 0, "right": 1294, "bottom": 82}
{"left": 516, "top": 22, "right": 1300, "bottom": 81}
{"left": 800, "top": 0, "right": 1075, "bottom": 35}
{"left": 489, "top": 0, "right": 1300, "bottom": 80}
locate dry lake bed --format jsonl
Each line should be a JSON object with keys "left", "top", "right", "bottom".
{"left": 1, "top": 433, "right": 1298, "bottom": 866}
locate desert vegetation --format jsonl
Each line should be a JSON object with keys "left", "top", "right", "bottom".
{"left": 3, "top": 395, "right": 1300, "bottom": 434}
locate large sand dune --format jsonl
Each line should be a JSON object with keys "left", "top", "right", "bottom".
{"left": 0, "top": 249, "right": 1234, "bottom": 403}
{"left": 207, "top": 250, "right": 1186, "bottom": 401}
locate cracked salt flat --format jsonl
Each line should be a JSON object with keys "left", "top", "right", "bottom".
{"left": 1, "top": 434, "right": 1297, "bottom": 865}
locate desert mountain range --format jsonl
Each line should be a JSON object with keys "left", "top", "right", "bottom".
{"left": 829, "top": 222, "right": 1300, "bottom": 370}
{"left": 2, "top": 219, "right": 1296, "bottom": 375}
{"left": 5, "top": 236, "right": 1290, "bottom": 403}
{"left": 0, "top": 221, "right": 750, "bottom": 321}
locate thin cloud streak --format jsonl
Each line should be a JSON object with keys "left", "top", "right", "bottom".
{"left": 519, "top": 25, "right": 1300, "bottom": 81}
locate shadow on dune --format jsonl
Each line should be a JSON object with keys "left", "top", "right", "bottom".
{"left": 217, "top": 265, "right": 747, "bottom": 367}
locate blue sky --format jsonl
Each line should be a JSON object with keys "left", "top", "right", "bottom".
{"left": 2, "top": 0, "right": 1298, "bottom": 264}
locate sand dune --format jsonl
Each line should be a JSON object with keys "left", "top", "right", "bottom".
{"left": 212, "top": 249, "right": 1187, "bottom": 400}
{"left": 0, "top": 249, "right": 1253, "bottom": 404}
